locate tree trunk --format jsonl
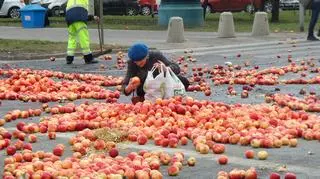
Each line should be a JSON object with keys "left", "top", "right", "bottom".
{"left": 271, "top": 0, "right": 280, "bottom": 22}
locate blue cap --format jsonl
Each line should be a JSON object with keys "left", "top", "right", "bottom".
{"left": 128, "top": 43, "right": 149, "bottom": 62}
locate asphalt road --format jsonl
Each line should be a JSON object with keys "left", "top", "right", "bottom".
{"left": 1, "top": 37, "right": 320, "bottom": 178}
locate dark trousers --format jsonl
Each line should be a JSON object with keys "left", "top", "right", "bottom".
{"left": 308, "top": 3, "right": 320, "bottom": 36}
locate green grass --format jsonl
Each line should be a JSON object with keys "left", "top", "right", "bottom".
{"left": 0, "top": 10, "right": 314, "bottom": 32}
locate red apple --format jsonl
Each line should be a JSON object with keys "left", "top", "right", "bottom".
{"left": 137, "top": 134, "right": 148, "bottom": 145}
{"left": 109, "top": 148, "right": 119, "bottom": 158}
{"left": 28, "top": 134, "right": 37, "bottom": 143}
{"left": 53, "top": 145, "right": 64, "bottom": 156}
{"left": 269, "top": 172, "right": 281, "bottom": 179}
{"left": 284, "top": 173, "right": 296, "bottom": 179}
{"left": 168, "top": 165, "right": 179, "bottom": 176}
{"left": 245, "top": 150, "right": 255, "bottom": 159}
{"left": 6, "top": 145, "right": 16, "bottom": 155}
{"left": 218, "top": 155, "right": 228, "bottom": 165}
{"left": 48, "top": 132, "right": 56, "bottom": 140}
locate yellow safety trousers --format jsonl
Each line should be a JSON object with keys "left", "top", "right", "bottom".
{"left": 67, "top": 21, "right": 91, "bottom": 56}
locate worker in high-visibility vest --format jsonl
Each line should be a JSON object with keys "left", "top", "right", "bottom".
{"left": 65, "top": 0, "right": 99, "bottom": 64}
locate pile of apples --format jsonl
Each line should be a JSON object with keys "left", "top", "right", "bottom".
{"left": 0, "top": 68, "right": 123, "bottom": 87}
{"left": 176, "top": 53, "right": 320, "bottom": 96}
{"left": 1, "top": 96, "right": 319, "bottom": 177}
{"left": 15, "top": 97, "right": 319, "bottom": 151}
{"left": 115, "top": 51, "right": 126, "bottom": 70}
{"left": 0, "top": 69, "right": 121, "bottom": 103}
{"left": 3, "top": 137, "right": 197, "bottom": 179}
{"left": 266, "top": 94, "right": 320, "bottom": 112}
{"left": 217, "top": 167, "right": 257, "bottom": 179}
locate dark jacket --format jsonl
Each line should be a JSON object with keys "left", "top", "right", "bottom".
{"left": 123, "top": 51, "right": 185, "bottom": 97}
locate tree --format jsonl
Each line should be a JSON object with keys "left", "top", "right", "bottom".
{"left": 271, "top": 0, "right": 280, "bottom": 22}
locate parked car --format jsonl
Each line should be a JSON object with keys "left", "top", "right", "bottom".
{"left": 0, "top": 0, "right": 24, "bottom": 18}
{"left": 201, "top": 0, "right": 272, "bottom": 14}
{"left": 280, "top": 0, "right": 299, "bottom": 10}
{"left": 139, "top": 0, "right": 158, "bottom": 16}
{"left": 31, "top": 0, "right": 66, "bottom": 16}
{"left": 103, "top": 0, "right": 140, "bottom": 16}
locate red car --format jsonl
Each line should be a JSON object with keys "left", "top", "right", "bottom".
{"left": 139, "top": 0, "right": 158, "bottom": 16}
{"left": 201, "top": 0, "right": 272, "bottom": 13}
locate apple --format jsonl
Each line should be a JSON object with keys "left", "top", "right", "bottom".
{"left": 28, "top": 134, "right": 37, "bottom": 143}
{"left": 212, "top": 144, "right": 225, "bottom": 154}
{"left": 257, "top": 151, "right": 268, "bottom": 160}
{"left": 245, "top": 168, "right": 258, "bottom": 179}
{"left": 269, "top": 172, "right": 281, "bottom": 179}
{"left": 94, "top": 139, "right": 106, "bottom": 150}
{"left": 187, "top": 157, "right": 196, "bottom": 166}
{"left": 0, "top": 118, "right": 5, "bottom": 126}
{"left": 109, "top": 148, "right": 119, "bottom": 158}
{"left": 245, "top": 150, "right": 255, "bottom": 159}
{"left": 161, "top": 138, "right": 169, "bottom": 147}
{"left": 137, "top": 134, "right": 148, "bottom": 145}
{"left": 23, "top": 152, "right": 33, "bottom": 162}
{"left": 48, "top": 132, "right": 56, "bottom": 140}
{"left": 53, "top": 145, "right": 64, "bottom": 156}
{"left": 6, "top": 145, "right": 16, "bottom": 155}
{"left": 169, "top": 137, "right": 178, "bottom": 148}
{"left": 250, "top": 139, "right": 261, "bottom": 148}
{"left": 289, "top": 139, "right": 298, "bottom": 147}
{"left": 23, "top": 143, "right": 32, "bottom": 151}
{"left": 150, "top": 170, "right": 163, "bottom": 179}
{"left": 218, "top": 155, "right": 228, "bottom": 165}
{"left": 199, "top": 144, "right": 210, "bottom": 154}
{"left": 285, "top": 173, "right": 297, "bottom": 179}
{"left": 168, "top": 165, "right": 179, "bottom": 176}
{"left": 149, "top": 160, "right": 160, "bottom": 170}
{"left": 131, "top": 76, "right": 140, "bottom": 85}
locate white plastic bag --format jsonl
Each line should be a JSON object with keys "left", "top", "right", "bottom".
{"left": 164, "top": 66, "right": 186, "bottom": 99}
{"left": 143, "top": 64, "right": 166, "bottom": 102}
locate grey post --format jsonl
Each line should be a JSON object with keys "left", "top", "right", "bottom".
{"left": 99, "top": 0, "right": 104, "bottom": 45}
{"left": 299, "top": 3, "right": 305, "bottom": 32}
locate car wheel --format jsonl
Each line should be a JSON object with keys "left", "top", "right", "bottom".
{"left": 8, "top": 7, "right": 20, "bottom": 19}
{"left": 127, "top": 7, "right": 137, "bottom": 16}
{"left": 264, "top": 1, "right": 272, "bottom": 13}
{"left": 245, "top": 4, "right": 255, "bottom": 13}
{"left": 141, "top": 6, "right": 151, "bottom": 16}
{"left": 51, "top": 7, "right": 61, "bottom": 17}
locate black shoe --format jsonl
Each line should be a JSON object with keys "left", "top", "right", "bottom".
{"left": 317, "top": 30, "right": 320, "bottom": 37}
{"left": 307, "top": 35, "right": 319, "bottom": 41}
{"left": 84, "top": 54, "right": 99, "bottom": 64}
{"left": 66, "top": 56, "right": 74, "bottom": 64}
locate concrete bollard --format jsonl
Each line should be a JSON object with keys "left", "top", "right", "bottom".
{"left": 218, "top": 12, "right": 235, "bottom": 38}
{"left": 166, "top": 17, "right": 185, "bottom": 43}
{"left": 252, "top": 12, "right": 269, "bottom": 36}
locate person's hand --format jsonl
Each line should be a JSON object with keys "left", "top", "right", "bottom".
{"left": 127, "top": 76, "right": 141, "bottom": 91}
{"left": 154, "top": 62, "right": 166, "bottom": 72}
